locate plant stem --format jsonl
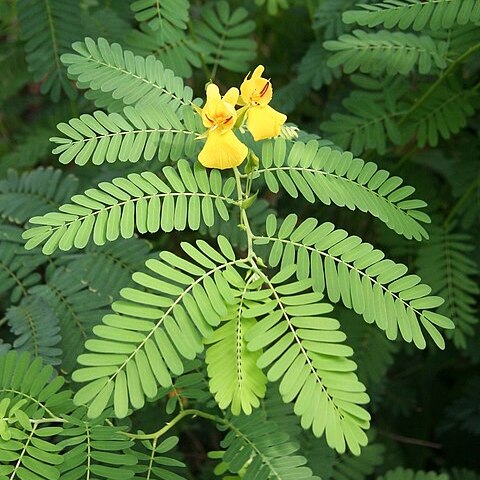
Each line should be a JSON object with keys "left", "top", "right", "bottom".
{"left": 234, "top": 167, "right": 255, "bottom": 259}
{"left": 400, "top": 41, "right": 480, "bottom": 126}
{"left": 393, "top": 144, "right": 418, "bottom": 172}
{"left": 124, "top": 408, "right": 226, "bottom": 441}
{"left": 444, "top": 176, "right": 480, "bottom": 228}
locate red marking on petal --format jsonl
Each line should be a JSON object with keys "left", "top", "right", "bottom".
{"left": 259, "top": 81, "right": 270, "bottom": 97}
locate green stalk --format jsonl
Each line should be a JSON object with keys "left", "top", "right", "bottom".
{"left": 124, "top": 408, "right": 226, "bottom": 441}
{"left": 400, "top": 42, "right": 480, "bottom": 126}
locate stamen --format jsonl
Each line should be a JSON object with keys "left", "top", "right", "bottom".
{"left": 259, "top": 81, "right": 270, "bottom": 97}
{"left": 205, "top": 114, "right": 214, "bottom": 124}
{"left": 223, "top": 116, "right": 233, "bottom": 124}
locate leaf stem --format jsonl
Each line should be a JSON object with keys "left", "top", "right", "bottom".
{"left": 444, "top": 176, "right": 480, "bottom": 228}
{"left": 400, "top": 41, "right": 480, "bottom": 125}
{"left": 234, "top": 167, "right": 255, "bottom": 259}
{"left": 124, "top": 408, "right": 226, "bottom": 440}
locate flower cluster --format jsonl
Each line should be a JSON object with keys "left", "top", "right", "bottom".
{"left": 196, "top": 65, "right": 287, "bottom": 170}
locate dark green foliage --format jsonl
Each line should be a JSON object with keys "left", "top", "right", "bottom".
{"left": 325, "top": 30, "right": 448, "bottom": 76}
{"left": 416, "top": 226, "right": 479, "bottom": 348}
{"left": 6, "top": 296, "right": 61, "bottom": 365}
{"left": 29, "top": 268, "right": 111, "bottom": 372}
{"left": 1, "top": 0, "right": 479, "bottom": 477}
{"left": 441, "top": 376, "right": 480, "bottom": 436}
{"left": 0, "top": 226, "right": 46, "bottom": 303}
{"left": 192, "top": 1, "right": 257, "bottom": 74}
{"left": 0, "top": 168, "right": 79, "bottom": 224}
{"left": 17, "top": 0, "right": 83, "bottom": 101}
{"left": 215, "top": 411, "right": 320, "bottom": 479}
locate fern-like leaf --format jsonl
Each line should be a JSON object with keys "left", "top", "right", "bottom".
{"left": 298, "top": 39, "right": 341, "bottom": 90}
{"left": 244, "top": 268, "right": 369, "bottom": 455}
{"left": 49, "top": 102, "right": 202, "bottom": 166}
{"left": 22, "top": 162, "right": 236, "bottom": 254}
{"left": 0, "top": 226, "right": 46, "bottom": 303}
{"left": 0, "top": 351, "right": 73, "bottom": 419}
{"left": 314, "top": 0, "right": 359, "bottom": 39}
{"left": 254, "top": 214, "right": 455, "bottom": 349}
{"left": 59, "top": 414, "right": 138, "bottom": 480}
{"left": 215, "top": 411, "right": 320, "bottom": 478}
{"left": 131, "top": 0, "right": 189, "bottom": 37}
{"left": 205, "top": 276, "right": 268, "bottom": 415}
{"left": 0, "top": 354, "right": 68, "bottom": 480}
{"left": 17, "top": 0, "right": 83, "bottom": 101}
{"left": 6, "top": 296, "right": 61, "bottom": 366}
{"left": 321, "top": 92, "right": 403, "bottom": 155}
{"left": 61, "top": 37, "right": 194, "bottom": 111}
{"left": 0, "top": 167, "right": 79, "bottom": 225}
{"left": 58, "top": 237, "right": 153, "bottom": 298}
{"left": 416, "top": 226, "right": 479, "bottom": 349}
{"left": 257, "top": 138, "right": 429, "bottom": 240}
{"left": 406, "top": 81, "right": 478, "bottom": 148}
{"left": 378, "top": 468, "right": 449, "bottom": 480}
{"left": 29, "top": 268, "right": 111, "bottom": 371}
{"left": 192, "top": 1, "right": 256, "bottom": 74}
{"left": 126, "top": 23, "right": 202, "bottom": 78}
{"left": 131, "top": 435, "right": 187, "bottom": 480}
{"left": 72, "top": 237, "right": 246, "bottom": 419}
{"left": 343, "top": 0, "right": 480, "bottom": 31}
{"left": 325, "top": 30, "right": 448, "bottom": 75}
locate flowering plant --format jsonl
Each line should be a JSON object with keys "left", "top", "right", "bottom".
{"left": 196, "top": 65, "right": 287, "bottom": 169}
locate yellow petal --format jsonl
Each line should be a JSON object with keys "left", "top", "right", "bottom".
{"left": 223, "top": 87, "right": 239, "bottom": 106}
{"left": 246, "top": 105, "right": 287, "bottom": 141}
{"left": 206, "top": 83, "right": 221, "bottom": 102}
{"left": 252, "top": 65, "right": 265, "bottom": 78}
{"left": 240, "top": 65, "right": 272, "bottom": 106}
{"left": 198, "top": 129, "right": 248, "bottom": 170}
{"left": 201, "top": 84, "right": 239, "bottom": 129}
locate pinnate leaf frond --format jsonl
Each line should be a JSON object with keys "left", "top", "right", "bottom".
{"left": 29, "top": 268, "right": 111, "bottom": 372}
{"left": 192, "top": 1, "right": 257, "bottom": 74}
{"left": 131, "top": 0, "right": 190, "bottom": 36}
{"left": 244, "top": 268, "right": 369, "bottom": 455}
{"left": 343, "top": 0, "right": 480, "bottom": 31}
{"left": 0, "top": 226, "right": 46, "bottom": 304}
{"left": 254, "top": 214, "right": 455, "bottom": 349}
{"left": 61, "top": 37, "right": 194, "bottom": 111}
{"left": 59, "top": 415, "right": 138, "bottom": 480}
{"left": 205, "top": 276, "right": 268, "bottom": 416}
{"left": 6, "top": 297, "right": 61, "bottom": 366}
{"left": 17, "top": 0, "right": 82, "bottom": 100}
{"left": 216, "top": 411, "right": 320, "bottom": 479}
{"left": 325, "top": 30, "right": 448, "bottom": 76}
{"left": 22, "top": 161, "right": 236, "bottom": 254}
{"left": 416, "top": 226, "right": 479, "bottom": 349}
{"left": 72, "top": 237, "right": 246, "bottom": 419}
{"left": 0, "top": 167, "right": 79, "bottom": 225}
{"left": 50, "top": 102, "right": 203, "bottom": 166}
{"left": 258, "top": 138, "right": 430, "bottom": 240}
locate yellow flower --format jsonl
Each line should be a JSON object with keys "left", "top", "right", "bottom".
{"left": 240, "top": 65, "right": 287, "bottom": 141}
{"left": 198, "top": 83, "right": 248, "bottom": 170}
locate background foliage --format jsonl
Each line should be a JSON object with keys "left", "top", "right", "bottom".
{"left": 0, "top": 0, "right": 479, "bottom": 478}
